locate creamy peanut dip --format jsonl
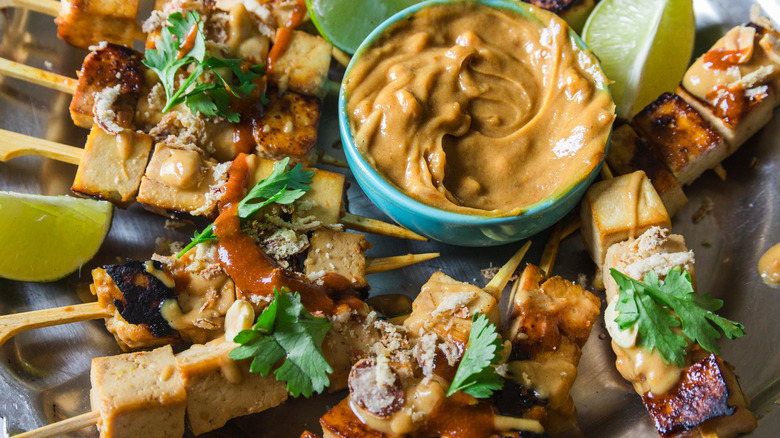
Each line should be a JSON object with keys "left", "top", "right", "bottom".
{"left": 344, "top": 2, "right": 615, "bottom": 215}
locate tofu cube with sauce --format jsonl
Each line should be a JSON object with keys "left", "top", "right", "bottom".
{"left": 304, "top": 230, "right": 371, "bottom": 289}
{"left": 137, "top": 145, "right": 227, "bottom": 218}
{"left": 90, "top": 345, "right": 186, "bottom": 438}
{"left": 176, "top": 340, "right": 288, "bottom": 436}
{"left": 267, "top": 30, "right": 332, "bottom": 98}
{"left": 580, "top": 171, "right": 671, "bottom": 269}
{"left": 56, "top": 0, "right": 140, "bottom": 49}
{"left": 607, "top": 124, "right": 688, "bottom": 216}
{"left": 72, "top": 126, "right": 153, "bottom": 207}
{"left": 404, "top": 272, "right": 499, "bottom": 346}
{"left": 253, "top": 90, "right": 321, "bottom": 165}
{"left": 632, "top": 93, "right": 729, "bottom": 185}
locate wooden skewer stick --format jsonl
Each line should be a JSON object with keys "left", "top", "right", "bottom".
{"left": 317, "top": 152, "right": 349, "bottom": 168}
{"left": 13, "top": 411, "right": 99, "bottom": 438}
{"left": 539, "top": 222, "right": 562, "bottom": 279}
{"left": 0, "top": 253, "right": 438, "bottom": 348}
{"left": 341, "top": 212, "right": 427, "bottom": 241}
{"left": 560, "top": 217, "right": 582, "bottom": 240}
{"left": 483, "top": 241, "right": 532, "bottom": 300}
{"left": 366, "top": 252, "right": 439, "bottom": 274}
{"left": 0, "top": 58, "right": 77, "bottom": 93}
{"left": 331, "top": 47, "right": 351, "bottom": 68}
{"left": 0, "top": 128, "right": 82, "bottom": 164}
{"left": 0, "top": 0, "right": 59, "bottom": 17}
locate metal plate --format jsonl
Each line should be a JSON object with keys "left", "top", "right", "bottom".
{"left": 0, "top": 1, "right": 778, "bottom": 436}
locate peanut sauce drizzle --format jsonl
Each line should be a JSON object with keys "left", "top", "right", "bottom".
{"left": 267, "top": 0, "right": 307, "bottom": 72}
{"left": 213, "top": 154, "right": 362, "bottom": 314}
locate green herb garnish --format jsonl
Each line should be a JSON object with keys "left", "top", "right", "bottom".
{"left": 143, "top": 11, "right": 265, "bottom": 122}
{"left": 610, "top": 267, "right": 745, "bottom": 366}
{"left": 446, "top": 313, "right": 504, "bottom": 398}
{"left": 177, "top": 157, "right": 314, "bottom": 258}
{"left": 229, "top": 287, "right": 334, "bottom": 397}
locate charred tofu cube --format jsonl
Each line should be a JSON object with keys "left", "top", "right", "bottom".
{"left": 633, "top": 93, "right": 729, "bottom": 186}
{"left": 70, "top": 44, "right": 145, "bottom": 130}
{"left": 580, "top": 171, "right": 671, "bottom": 269}
{"left": 521, "top": 0, "right": 596, "bottom": 33}
{"left": 267, "top": 30, "right": 332, "bottom": 98}
{"left": 56, "top": 0, "right": 141, "bottom": 49}
{"left": 607, "top": 124, "right": 688, "bottom": 216}
{"left": 304, "top": 230, "right": 371, "bottom": 289}
{"left": 91, "top": 260, "right": 180, "bottom": 351}
{"left": 253, "top": 90, "right": 321, "bottom": 165}
{"left": 403, "top": 272, "right": 499, "bottom": 346}
{"left": 90, "top": 345, "right": 186, "bottom": 438}
{"left": 176, "top": 341, "right": 288, "bottom": 436}
{"left": 72, "top": 126, "right": 153, "bottom": 207}
{"left": 642, "top": 354, "right": 756, "bottom": 438}
{"left": 137, "top": 145, "right": 229, "bottom": 218}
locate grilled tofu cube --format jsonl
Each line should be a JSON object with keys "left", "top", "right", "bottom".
{"left": 607, "top": 124, "right": 688, "bottom": 216}
{"left": 137, "top": 145, "right": 229, "bottom": 218}
{"left": 580, "top": 171, "right": 671, "bottom": 269}
{"left": 70, "top": 44, "right": 145, "bottom": 130}
{"left": 90, "top": 345, "right": 186, "bottom": 438}
{"left": 642, "top": 353, "right": 756, "bottom": 438}
{"left": 212, "top": 2, "right": 271, "bottom": 64}
{"left": 304, "top": 230, "right": 371, "bottom": 289}
{"left": 253, "top": 90, "right": 321, "bottom": 165}
{"left": 91, "top": 260, "right": 181, "bottom": 351}
{"left": 72, "top": 126, "right": 153, "bottom": 207}
{"left": 320, "top": 398, "right": 390, "bottom": 438}
{"left": 323, "top": 304, "right": 382, "bottom": 390}
{"left": 267, "top": 30, "right": 332, "bottom": 98}
{"left": 633, "top": 93, "right": 729, "bottom": 186}
{"left": 404, "top": 272, "right": 499, "bottom": 347}
{"left": 521, "top": 0, "right": 596, "bottom": 33}
{"left": 176, "top": 340, "right": 289, "bottom": 436}
{"left": 56, "top": 0, "right": 140, "bottom": 49}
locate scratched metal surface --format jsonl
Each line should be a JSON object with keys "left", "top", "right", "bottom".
{"left": 0, "top": 0, "right": 778, "bottom": 436}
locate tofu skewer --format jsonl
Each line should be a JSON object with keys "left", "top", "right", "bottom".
{"left": 0, "top": 129, "right": 427, "bottom": 241}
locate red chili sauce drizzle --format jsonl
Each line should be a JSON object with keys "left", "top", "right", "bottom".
{"left": 176, "top": 23, "right": 200, "bottom": 59}
{"left": 702, "top": 48, "right": 752, "bottom": 71}
{"left": 417, "top": 392, "right": 497, "bottom": 438}
{"left": 213, "top": 154, "right": 363, "bottom": 314}
{"left": 705, "top": 84, "right": 757, "bottom": 125}
{"left": 267, "top": 0, "right": 307, "bottom": 72}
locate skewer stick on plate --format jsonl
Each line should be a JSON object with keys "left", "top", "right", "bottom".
{"left": 539, "top": 221, "right": 563, "bottom": 278}
{"left": 13, "top": 411, "right": 99, "bottom": 438}
{"left": 0, "top": 253, "right": 438, "bottom": 348}
{"left": 331, "top": 47, "right": 351, "bottom": 68}
{"left": 483, "top": 241, "right": 532, "bottom": 300}
{"left": 0, "top": 0, "right": 59, "bottom": 17}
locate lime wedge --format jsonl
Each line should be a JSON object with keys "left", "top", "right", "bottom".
{"left": 583, "top": 0, "right": 694, "bottom": 118}
{"left": 0, "top": 192, "right": 113, "bottom": 282}
{"left": 307, "top": 0, "right": 422, "bottom": 54}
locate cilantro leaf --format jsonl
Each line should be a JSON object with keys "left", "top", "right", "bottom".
{"left": 176, "top": 157, "right": 313, "bottom": 258}
{"left": 610, "top": 267, "right": 745, "bottom": 367}
{"left": 446, "top": 313, "right": 504, "bottom": 398}
{"left": 229, "top": 288, "right": 334, "bottom": 397}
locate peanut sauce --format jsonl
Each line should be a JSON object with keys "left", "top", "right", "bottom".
{"left": 345, "top": 2, "right": 614, "bottom": 215}
{"left": 758, "top": 242, "right": 780, "bottom": 287}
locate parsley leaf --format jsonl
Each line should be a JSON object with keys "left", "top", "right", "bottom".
{"left": 611, "top": 267, "right": 745, "bottom": 367}
{"left": 446, "top": 313, "right": 504, "bottom": 398}
{"left": 143, "top": 11, "right": 265, "bottom": 121}
{"left": 229, "top": 287, "right": 334, "bottom": 397}
{"left": 176, "top": 157, "right": 314, "bottom": 258}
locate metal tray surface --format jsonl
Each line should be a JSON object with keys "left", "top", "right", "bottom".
{"left": 0, "top": 0, "right": 778, "bottom": 436}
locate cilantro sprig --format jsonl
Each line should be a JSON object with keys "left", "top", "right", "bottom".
{"left": 611, "top": 267, "right": 745, "bottom": 367}
{"left": 176, "top": 157, "right": 314, "bottom": 258}
{"left": 229, "top": 288, "right": 334, "bottom": 397}
{"left": 143, "top": 11, "right": 265, "bottom": 122}
{"left": 446, "top": 313, "right": 504, "bottom": 398}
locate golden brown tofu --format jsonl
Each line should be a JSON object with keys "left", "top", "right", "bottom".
{"left": 580, "top": 171, "right": 671, "bottom": 269}
{"left": 323, "top": 304, "right": 382, "bottom": 391}
{"left": 632, "top": 93, "right": 729, "bottom": 185}
{"left": 90, "top": 345, "right": 186, "bottom": 438}
{"left": 521, "top": 0, "right": 596, "bottom": 33}
{"left": 642, "top": 353, "right": 756, "bottom": 438}
{"left": 56, "top": 0, "right": 140, "bottom": 49}
{"left": 176, "top": 340, "right": 289, "bottom": 436}
{"left": 70, "top": 44, "right": 145, "bottom": 130}
{"left": 267, "top": 30, "right": 332, "bottom": 98}
{"left": 211, "top": 2, "right": 271, "bottom": 64}
{"left": 607, "top": 124, "right": 688, "bottom": 216}
{"left": 403, "top": 272, "right": 499, "bottom": 347}
{"left": 72, "top": 126, "right": 153, "bottom": 207}
{"left": 91, "top": 260, "right": 181, "bottom": 351}
{"left": 320, "top": 398, "right": 391, "bottom": 438}
{"left": 253, "top": 90, "right": 321, "bottom": 165}
{"left": 137, "top": 145, "right": 229, "bottom": 218}
{"left": 304, "top": 230, "right": 371, "bottom": 289}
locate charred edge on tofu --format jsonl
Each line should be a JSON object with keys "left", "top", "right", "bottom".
{"left": 104, "top": 259, "right": 177, "bottom": 337}
{"left": 80, "top": 44, "right": 144, "bottom": 93}
{"left": 492, "top": 379, "right": 548, "bottom": 418}
{"left": 642, "top": 354, "right": 735, "bottom": 437}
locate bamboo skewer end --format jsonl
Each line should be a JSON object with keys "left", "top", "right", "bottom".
{"left": 13, "top": 411, "right": 99, "bottom": 438}
{"left": 484, "top": 241, "right": 532, "bottom": 300}
{"left": 341, "top": 212, "right": 428, "bottom": 241}
{"left": 366, "top": 253, "right": 440, "bottom": 274}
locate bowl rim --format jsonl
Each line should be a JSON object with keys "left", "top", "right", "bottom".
{"left": 338, "top": 0, "right": 612, "bottom": 226}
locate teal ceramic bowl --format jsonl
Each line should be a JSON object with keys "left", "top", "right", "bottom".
{"left": 338, "top": 0, "right": 612, "bottom": 246}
